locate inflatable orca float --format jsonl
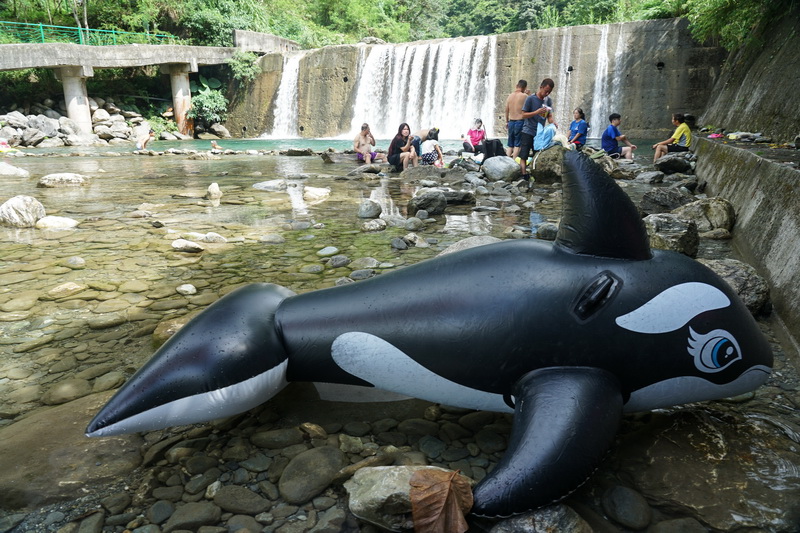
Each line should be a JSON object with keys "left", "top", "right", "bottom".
{"left": 86, "top": 151, "right": 773, "bottom": 517}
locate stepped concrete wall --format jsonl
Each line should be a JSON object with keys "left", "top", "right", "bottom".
{"left": 694, "top": 138, "right": 800, "bottom": 343}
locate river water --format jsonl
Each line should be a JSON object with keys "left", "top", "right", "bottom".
{"left": 1, "top": 141, "right": 798, "bottom": 531}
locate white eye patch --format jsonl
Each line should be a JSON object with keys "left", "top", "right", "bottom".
{"left": 615, "top": 282, "right": 730, "bottom": 334}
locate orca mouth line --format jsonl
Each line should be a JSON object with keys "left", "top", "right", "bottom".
{"left": 623, "top": 364, "right": 772, "bottom": 413}
{"left": 86, "top": 361, "right": 289, "bottom": 437}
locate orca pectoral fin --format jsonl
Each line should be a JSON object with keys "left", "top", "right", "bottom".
{"left": 471, "top": 367, "right": 622, "bottom": 518}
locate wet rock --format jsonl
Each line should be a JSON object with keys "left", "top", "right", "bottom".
{"left": 654, "top": 153, "right": 693, "bottom": 174}
{"left": 408, "top": 191, "right": 447, "bottom": 216}
{"left": 171, "top": 239, "right": 204, "bottom": 253}
{"left": 489, "top": 504, "right": 593, "bottom": 532}
{"left": 601, "top": 485, "right": 652, "bottom": 529}
{"left": 644, "top": 213, "right": 699, "bottom": 257}
{"left": 251, "top": 427, "right": 305, "bottom": 449}
{"left": 0, "top": 392, "right": 142, "bottom": 509}
{"left": 636, "top": 170, "right": 665, "bottom": 184}
{"left": 530, "top": 146, "right": 567, "bottom": 184}
{"left": 253, "top": 178, "right": 287, "bottom": 191}
{"left": 698, "top": 258, "right": 771, "bottom": 315}
{"left": 639, "top": 188, "right": 694, "bottom": 215}
{"left": 35, "top": 215, "right": 79, "bottom": 229}
{"left": 0, "top": 195, "right": 46, "bottom": 227}
{"left": 362, "top": 218, "right": 388, "bottom": 232}
{"left": 0, "top": 162, "right": 30, "bottom": 177}
{"left": 37, "top": 172, "right": 89, "bottom": 188}
{"left": 671, "top": 197, "right": 735, "bottom": 232}
{"left": 42, "top": 378, "right": 92, "bottom": 405}
{"left": 358, "top": 199, "right": 382, "bottom": 218}
{"left": 213, "top": 485, "right": 270, "bottom": 514}
{"left": 535, "top": 222, "right": 559, "bottom": 240}
{"left": 482, "top": 156, "right": 520, "bottom": 182}
{"left": 304, "top": 186, "right": 331, "bottom": 202}
{"left": 279, "top": 446, "right": 347, "bottom": 504}
{"left": 205, "top": 182, "right": 222, "bottom": 200}
{"left": 161, "top": 501, "right": 221, "bottom": 533}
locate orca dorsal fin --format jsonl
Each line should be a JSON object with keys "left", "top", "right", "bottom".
{"left": 555, "top": 151, "right": 651, "bottom": 260}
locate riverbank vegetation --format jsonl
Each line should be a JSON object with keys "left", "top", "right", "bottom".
{"left": 1, "top": 0, "right": 794, "bottom": 50}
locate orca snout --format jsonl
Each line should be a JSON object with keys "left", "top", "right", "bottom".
{"left": 86, "top": 283, "right": 296, "bottom": 437}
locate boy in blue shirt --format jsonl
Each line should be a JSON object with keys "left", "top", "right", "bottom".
{"left": 601, "top": 113, "right": 637, "bottom": 159}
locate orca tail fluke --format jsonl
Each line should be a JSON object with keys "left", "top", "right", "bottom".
{"left": 471, "top": 367, "right": 623, "bottom": 517}
{"left": 86, "top": 283, "right": 296, "bottom": 437}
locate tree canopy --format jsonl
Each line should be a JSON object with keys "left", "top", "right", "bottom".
{"left": 1, "top": 0, "right": 794, "bottom": 50}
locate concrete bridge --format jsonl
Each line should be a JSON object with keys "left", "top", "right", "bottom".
{"left": 0, "top": 30, "right": 297, "bottom": 135}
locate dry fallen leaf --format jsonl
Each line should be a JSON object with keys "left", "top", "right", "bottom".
{"left": 410, "top": 468, "right": 473, "bottom": 533}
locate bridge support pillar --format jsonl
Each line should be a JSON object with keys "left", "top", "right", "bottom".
{"left": 55, "top": 66, "right": 94, "bottom": 135}
{"left": 162, "top": 63, "right": 196, "bottom": 137}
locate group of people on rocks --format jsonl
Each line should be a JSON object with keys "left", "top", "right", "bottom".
{"left": 502, "top": 77, "right": 694, "bottom": 179}
{"left": 353, "top": 76, "right": 693, "bottom": 173}
{"left": 354, "top": 122, "right": 445, "bottom": 170}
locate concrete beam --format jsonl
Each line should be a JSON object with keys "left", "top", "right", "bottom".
{"left": 0, "top": 43, "right": 238, "bottom": 71}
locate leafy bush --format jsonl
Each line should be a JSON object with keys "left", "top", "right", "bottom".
{"left": 227, "top": 51, "right": 262, "bottom": 84}
{"left": 186, "top": 75, "right": 228, "bottom": 126}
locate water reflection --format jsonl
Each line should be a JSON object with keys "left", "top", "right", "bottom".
{"left": 443, "top": 212, "right": 494, "bottom": 234}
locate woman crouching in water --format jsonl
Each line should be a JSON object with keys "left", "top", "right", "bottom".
{"left": 388, "top": 123, "right": 419, "bottom": 171}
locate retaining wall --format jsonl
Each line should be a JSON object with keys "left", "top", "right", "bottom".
{"left": 694, "top": 138, "right": 800, "bottom": 343}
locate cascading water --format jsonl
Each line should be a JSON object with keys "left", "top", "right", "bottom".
{"left": 267, "top": 51, "right": 305, "bottom": 138}
{"left": 349, "top": 36, "right": 497, "bottom": 139}
{"left": 588, "top": 26, "right": 611, "bottom": 140}
{"left": 587, "top": 25, "right": 628, "bottom": 141}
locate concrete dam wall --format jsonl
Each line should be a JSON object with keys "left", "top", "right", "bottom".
{"left": 226, "top": 18, "right": 725, "bottom": 140}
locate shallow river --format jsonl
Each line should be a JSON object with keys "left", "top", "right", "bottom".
{"left": 1, "top": 141, "right": 798, "bottom": 531}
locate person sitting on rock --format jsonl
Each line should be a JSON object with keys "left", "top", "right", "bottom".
{"left": 601, "top": 113, "right": 636, "bottom": 159}
{"left": 387, "top": 123, "right": 418, "bottom": 171}
{"left": 652, "top": 113, "right": 692, "bottom": 163}
{"left": 461, "top": 119, "right": 486, "bottom": 154}
{"left": 354, "top": 123, "right": 384, "bottom": 165}
{"left": 420, "top": 128, "right": 444, "bottom": 167}
{"left": 534, "top": 110, "right": 558, "bottom": 151}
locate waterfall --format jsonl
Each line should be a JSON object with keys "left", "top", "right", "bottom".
{"left": 587, "top": 25, "right": 628, "bottom": 141}
{"left": 268, "top": 51, "right": 305, "bottom": 138}
{"left": 588, "top": 26, "right": 611, "bottom": 139}
{"left": 554, "top": 30, "right": 574, "bottom": 132}
{"left": 349, "top": 36, "right": 497, "bottom": 139}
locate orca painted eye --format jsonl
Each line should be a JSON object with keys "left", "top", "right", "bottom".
{"left": 687, "top": 328, "right": 742, "bottom": 373}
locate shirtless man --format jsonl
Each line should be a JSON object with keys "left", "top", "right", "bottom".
{"left": 505, "top": 80, "right": 528, "bottom": 158}
{"left": 411, "top": 127, "right": 437, "bottom": 155}
{"left": 354, "top": 123, "right": 384, "bottom": 164}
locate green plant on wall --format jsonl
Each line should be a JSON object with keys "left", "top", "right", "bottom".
{"left": 187, "top": 75, "right": 228, "bottom": 127}
{"left": 227, "top": 51, "right": 262, "bottom": 84}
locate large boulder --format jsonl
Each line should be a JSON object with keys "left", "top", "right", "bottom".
{"left": 482, "top": 156, "right": 520, "bottom": 182}
{"left": 2, "top": 110, "right": 28, "bottom": 129}
{"left": 644, "top": 213, "right": 699, "bottom": 257}
{"left": 639, "top": 187, "right": 694, "bottom": 215}
{"left": 28, "top": 115, "right": 60, "bottom": 138}
{"left": 530, "top": 145, "right": 568, "bottom": 184}
{"left": 0, "top": 195, "right": 46, "bottom": 227}
{"left": 654, "top": 153, "right": 693, "bottom": 174}
{"left": 671, "top": 197, "right": 736, "bottom": 232}
{"left": 698, "top": 258, "right": 771, "bottom": 315}
{"left": 408, "top": 191, "right": 447, "bottom": 215}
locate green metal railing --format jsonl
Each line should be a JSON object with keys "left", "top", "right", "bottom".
{"left": 0, "top": 21, "right": 177, "bottom": 45}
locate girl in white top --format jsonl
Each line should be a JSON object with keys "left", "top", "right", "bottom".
{"left": 420, "top": 128, "right": 444, "bottom": 167}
